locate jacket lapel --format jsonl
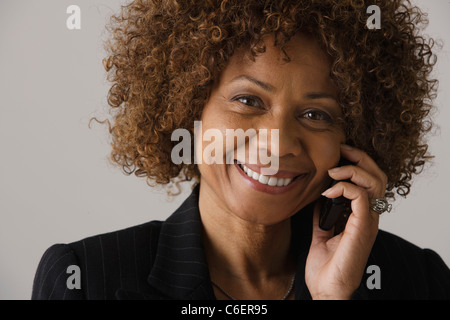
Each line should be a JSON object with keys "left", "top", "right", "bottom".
{"left": 146, "top": 185, "right": 215, "bottom": 299}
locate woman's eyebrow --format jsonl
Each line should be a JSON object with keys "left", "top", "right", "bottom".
{"left": 303, "top": 92, "right": 337, "bottom": 101}
{"left": 228, "top": 75, "right": 337, "bottom": 101}
{"left": 228, "top": 75, "right": 276, "bottom": 92}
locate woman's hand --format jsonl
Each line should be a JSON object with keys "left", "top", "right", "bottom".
{"left": 305, "top": 144, "right": 388, "bottom": 299}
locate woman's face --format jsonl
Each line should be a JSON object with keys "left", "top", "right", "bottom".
{"left": 197, "top": 33, "right": 346, "bottom": 225}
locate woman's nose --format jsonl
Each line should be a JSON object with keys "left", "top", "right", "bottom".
{"left": 259, "top": 116, "right": 303, "bottom": 160}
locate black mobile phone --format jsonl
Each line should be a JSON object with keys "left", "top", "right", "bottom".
{"left": 319, "top": 159, "right": 354, "bottom": 235}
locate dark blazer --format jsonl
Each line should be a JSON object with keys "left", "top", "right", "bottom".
{"left": 32, "top": 184, "right": 450, "bottom": 299}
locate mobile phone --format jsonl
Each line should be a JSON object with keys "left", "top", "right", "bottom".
{"left": 319, "top": 158, "right": 354, "bottom": 235}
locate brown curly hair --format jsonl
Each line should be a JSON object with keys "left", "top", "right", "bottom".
{"left": 99, "top": 0, "right": 437, "bottom": 199}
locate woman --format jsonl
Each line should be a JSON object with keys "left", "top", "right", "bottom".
{"left": 32, "top": 0, "right": 450, "bottom": 300}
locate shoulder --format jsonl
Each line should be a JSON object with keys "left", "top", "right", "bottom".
{"left": 31, "top": 243, "right": 82, "bottom": 299}
{"left": 357, "top": 229, "right": 450, "bottom": 299}
{"left": 32, "top": 220, "right": 163, "bottom": 300}
{"left": 67, "top": 220, "right": 163, "bottom": 264}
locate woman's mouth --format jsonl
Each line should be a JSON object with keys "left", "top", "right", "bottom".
{"left": 234, "top": 160, "right": 306, "bottom": 194}
{"left": 239, "top": 163, "right": 294, "bottom": 186}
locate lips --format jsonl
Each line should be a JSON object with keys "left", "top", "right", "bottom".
{"left": 234, "top": 160, "right": 306, "bottom": 194}
{"left": 239, "top": 163, "right": 294, "bottom": 186}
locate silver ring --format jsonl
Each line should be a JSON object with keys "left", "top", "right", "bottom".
{"left": 370, "top": 198, "right": 392, "bottom": 214}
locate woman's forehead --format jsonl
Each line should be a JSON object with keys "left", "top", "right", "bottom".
{"left": 215, "top": 33, "right": 337, "bottom": 96}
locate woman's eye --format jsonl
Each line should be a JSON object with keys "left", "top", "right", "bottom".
{"left": 234, "top": 96, "right": 263, "bottom": 108}
{"left": 299, "top": 109, "right": 335, "bottom": 131}
{"left": 302, "top": 110, "right": 331, "bottom": 122}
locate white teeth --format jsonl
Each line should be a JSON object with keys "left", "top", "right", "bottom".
{"left": 268, "top": 177, "right": 278, "bottom": 186}
{"left": 240, "top": 164, "right": 296, "bottom": 187}
{"left": 258, "top": 174, "right": 269, "bottom": 185}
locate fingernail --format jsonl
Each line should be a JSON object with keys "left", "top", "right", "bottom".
{"left": 328, "top": 167, "right": 340, "bottom": 174}
{"left": 322, "top": 188, "right": 332, "bottom": 196}
{"left": 341, "top": 144, "right": 353, "bottom": 150}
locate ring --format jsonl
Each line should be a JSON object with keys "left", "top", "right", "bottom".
{"left": 370, "top": 198, "right": 392, "bottom": 214}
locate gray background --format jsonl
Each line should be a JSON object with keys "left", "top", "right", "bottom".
{"left": 0, "top": 0, "right": 449, "bottom": 299}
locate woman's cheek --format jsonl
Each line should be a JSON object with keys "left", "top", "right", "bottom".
{"left": 308, "top": 135, "right": 343, "bottom": 177}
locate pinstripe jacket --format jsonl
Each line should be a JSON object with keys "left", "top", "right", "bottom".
{"left": 32, "top": 185, "right": 450, "bottom": 299}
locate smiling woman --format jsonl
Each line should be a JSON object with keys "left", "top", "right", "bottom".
{"left": 32, "top": 0, "right": 450, "bottom": 300}
{"left": 198, "top": 32, "right": 345, "bottom": 228}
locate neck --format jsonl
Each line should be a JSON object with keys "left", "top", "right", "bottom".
{"left": 199, "top": 183, "right": 295, "bottom": 298}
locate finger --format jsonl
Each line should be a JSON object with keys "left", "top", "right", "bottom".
{"left": 340, "top": 144, "right": 388, "bottom": 186}
{"left": 323, "top": 182, "right": 379, "bottom": 262}
{"left": 322, "top": 181, "right": 379, "bottom": 224}
{"left": 327, "top": 165, "right": 385, "bottom": 198}
{"left": 311, "top": 200, "right": 335, "bottom": 245}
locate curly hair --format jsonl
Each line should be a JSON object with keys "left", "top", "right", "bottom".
{"left": 99, "top": 0, "right": 437, "bottom": 199}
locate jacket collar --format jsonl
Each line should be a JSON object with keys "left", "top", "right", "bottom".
{"left": 146, "top": 184, "right": 215, "bottom": 299}
{"left": 145, "top": 184, "right": 314, "bottom": 300}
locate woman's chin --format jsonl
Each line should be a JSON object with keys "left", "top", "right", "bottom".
{"left": 225, "top": 179, "right": 299, "bottom": 225}
{"left": 228, "top": 201, "right": 298, "bottom": 226}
